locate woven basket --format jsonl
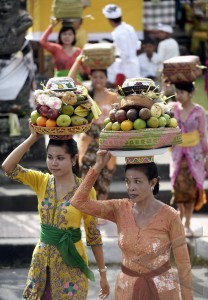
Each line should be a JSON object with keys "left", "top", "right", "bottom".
{"left": 82, "top": 43, "right": 115, "bottom": 69}
{"left": 120, "top": 94, "right": 154, "bottom": 110}
{"left": 31, "top": 123, "right": 91, "bottom": 135}
{"left": 163, "top": 55, "right": 203, "bottom": 83}
{"left": 99, "top": 127, "right": 182, "bottom": 150}
{"left": 52, "top": 0, "right": 83, "bottom": 19}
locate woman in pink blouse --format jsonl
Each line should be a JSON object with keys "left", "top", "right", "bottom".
{"left": 72, "top": 150, "right": 193, "bottom": 300}
{"left": 170, "top": 82, "right": 208, "bottom": 236}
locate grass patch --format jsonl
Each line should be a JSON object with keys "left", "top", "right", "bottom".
{"left": 193, "top": 76, "right": 208, "bottom": 111}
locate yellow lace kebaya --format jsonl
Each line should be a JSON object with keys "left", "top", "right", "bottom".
{"left": 6, "top": 165, "right": 102, "bottom": 299}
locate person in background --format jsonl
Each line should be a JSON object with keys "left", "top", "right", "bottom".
{"left": 68, "top": 56, "right": 117, "bottom": 200}
{"left": 170, "top": 82, "right": 208, "bottom": 237}
{"left": 138, "top": 38, "right": 159, "bottom": 81}
{"left": 71, "top": 150, "right": 194, "bottom": 299}
{"left": 71, "top": 18, "right": 88, "bottom": 49}
{"left": 156, "top": 23, "right": 180, "bottom": 75}
{"left": 40, "top": 18, "right": 83, "bottom": 77}
{"left": 102, "top": 4, "right": 140, "bottom": 87}
{"left": 1, "top": 127, "right": 110, "bottom": 299}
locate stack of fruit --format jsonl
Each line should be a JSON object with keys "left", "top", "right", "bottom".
{"left": 103, "top": 102, "right": 178, "bottom": 131}
{"left": 30, "top": 77, "right": 101, "bottom": 135}
{"left": 99, "top": 77, "right": 182, "bottom": 150}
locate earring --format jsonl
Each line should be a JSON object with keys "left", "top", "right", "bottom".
{"left": 151, "top": 186, "right": 154, "bottom": 191}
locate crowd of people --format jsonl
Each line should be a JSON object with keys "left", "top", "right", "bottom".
{"left": 1, "top": 2, "right": 207, "bottom": 300}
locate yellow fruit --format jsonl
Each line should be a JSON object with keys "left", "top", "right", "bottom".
{"left": 120, "top": 120, "right": 133, "bottom": 131}
{"left": 74, "top": 105, "right": 90, "bottom": 117}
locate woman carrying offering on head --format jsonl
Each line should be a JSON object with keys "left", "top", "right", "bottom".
{"left": 40, "top": 18, "right": 86, "bottom": 78}
{"left": 1, "top": 126, "right": 110, "bottom": 299}
{"left": 170, "top": 82, "right": 208, "bottom": 237}
{"left": 68, "top": 56, "right": 118, "bottom": 200}
{"left": 71, "top": 149, "right": 193, "bottom": 299}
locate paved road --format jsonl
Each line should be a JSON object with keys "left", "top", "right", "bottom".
{"left": 0, "top": 265, "right": 208, "bottom": 300}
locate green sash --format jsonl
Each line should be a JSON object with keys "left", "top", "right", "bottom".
{"left": 54, "top": 70, "right": 83, "bottom": 82}
{"left": 40, "top": 223, "right": 94, "bottom": 281}
{"left": 54, "top": 70, "right": 69, "bottom": 77}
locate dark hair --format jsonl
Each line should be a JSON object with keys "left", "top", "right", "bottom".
{"left": 125, "top": 162, "right": 160, "bottom": 195}
{"left": 47, "top": 138, "right": 80, "bottom": 177}
{"left": 175, "top": 82, "right": 195, "bottom": 93}
{"left": 91, "top": 69, "right": 108, "bottom": 77}
{"left": 58, "top": 26, "right": 76, "bottom": 46}
{"left": 142, "top": 38, "right": 156, "bottom": 46}
{"left": 109, "top": 17, "right": 122, "bottom": 23}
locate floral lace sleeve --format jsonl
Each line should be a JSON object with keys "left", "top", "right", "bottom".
{"left": 5, "top": 164, "right": 47, "bottom": 194}
{"left": 83, "top": 187, "right": 103, "bottom": 246}
{"left": 72, "top": 168, "right": 116, "bottom": 222}
{"left": 169, "top": 214, "right": 193, "bottom": 299}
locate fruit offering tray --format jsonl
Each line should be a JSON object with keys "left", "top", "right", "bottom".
{"left": 99, "top": 127, "right": 182, "bottom": 150}
{"left": 30, "top": 77, "right": 102, "bottom": 136}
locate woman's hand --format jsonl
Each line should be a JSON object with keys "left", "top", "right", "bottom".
{"left": 50, "top": 17, "right": 60, "bottom": 28}
{"left": 29, "top": 121, "right": 41, "bottom": 141}
{"left": 93, "top": 150, "right": 112, "bottom": 173}
{"left": 99, "top": 274, "right": 110, "bottom": 299}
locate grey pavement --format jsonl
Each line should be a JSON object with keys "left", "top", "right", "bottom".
{"left": 0, "top": 265, "right": 208, "bottom": 300}
{"left": 0, "top": 212, "right": 207, "bottom": 264}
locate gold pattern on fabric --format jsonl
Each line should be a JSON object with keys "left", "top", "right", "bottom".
{"left": 6, "top": 165, "right": 102, "bottom": 299}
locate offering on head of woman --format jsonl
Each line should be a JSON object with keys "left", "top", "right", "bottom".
{"left": 30, "top": 77, "right": 101, "bottom": 136}
{"left": 99, "top": 77, "right": 182, "bottom": 156}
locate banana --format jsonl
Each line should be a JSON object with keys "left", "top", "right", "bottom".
{"left": 86, "top": 95, "right": 102, "bottom": 120}
{"left": 74, "top": 105, "right": 90, "bottom": 117}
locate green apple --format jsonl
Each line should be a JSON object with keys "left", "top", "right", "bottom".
{"left": 112, "top": 121, "right": 121, "bottom": 131}
{"left": 158, "top": 116, "right": 167, "bottom": 127}
{"left": 168, "top": 117, "right": 178, "bottom": 128}
{"left": 147, "top": 117, "right": 159, "bottom": 128}
{"left": 56, "top": 114, "right": 71, "bottom": 127}
{"left": 61, "top": 104, "right": 74, "bottom": 116}
{"left": 30, "top": 110, "right": 41, "bottom": 124}
{"left": 133, "top": 118, "right": 146, "bottom": 129}
{"left": 103, "top": 117, "right": 111, "bottom": 127}
{"left": 105, "top": 122, "right": 113, "bottom": 131}
{"left": 163, "top": 113, "right": 171, "bottom": 125}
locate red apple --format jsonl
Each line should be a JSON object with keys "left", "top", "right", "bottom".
{"left": 115, "top": 109, "right": 127, "bottom": 123}
{"left": 39, "top": 105, "right": 50, "bottom": 117}
{"left": 109, "top": 108, "right": 117, "bottom": 122}
{"left": 47, "top": 108, "right": 59, "bottom": 120}
{"left": 36, "top": 103, "right": 41, "bottom": 113}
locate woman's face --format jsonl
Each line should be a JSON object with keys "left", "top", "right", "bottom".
{"left": 175, "top": 89, "right": 191, "bottom": 105}
{"left": 60, "top": 29, "right": 75, "bottom": 46}
{"left": 90, "top": 71, "right": 107, "bottom": 89}
{"left": 46, "top": 145, "right": 73, "bottom": 178}
{"left": 125, "top": 168, "right": 153, "bottom": 203}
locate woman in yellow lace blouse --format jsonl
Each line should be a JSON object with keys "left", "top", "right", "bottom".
{"left": 1, "top": 127, "right": 110, "bottom": 300}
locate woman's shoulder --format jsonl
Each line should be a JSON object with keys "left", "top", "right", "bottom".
{"left": 106, "top": 90, "right": 119, "bottom": 102}
{"left": 193, "top": 103, "right": 206, "bottom": 114}
{"left": 161, "top": 204, "right": 179, "bottom": 219}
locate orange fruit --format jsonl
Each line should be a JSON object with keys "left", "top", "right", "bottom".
{"left": 46, "top": 119, "right": 57, "bottom": 127}
{"left": 36, "top": 116, "right": 48, "bottom": 126}
{"left": 120, "top": 120, "right": 133, "bottom": 131}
